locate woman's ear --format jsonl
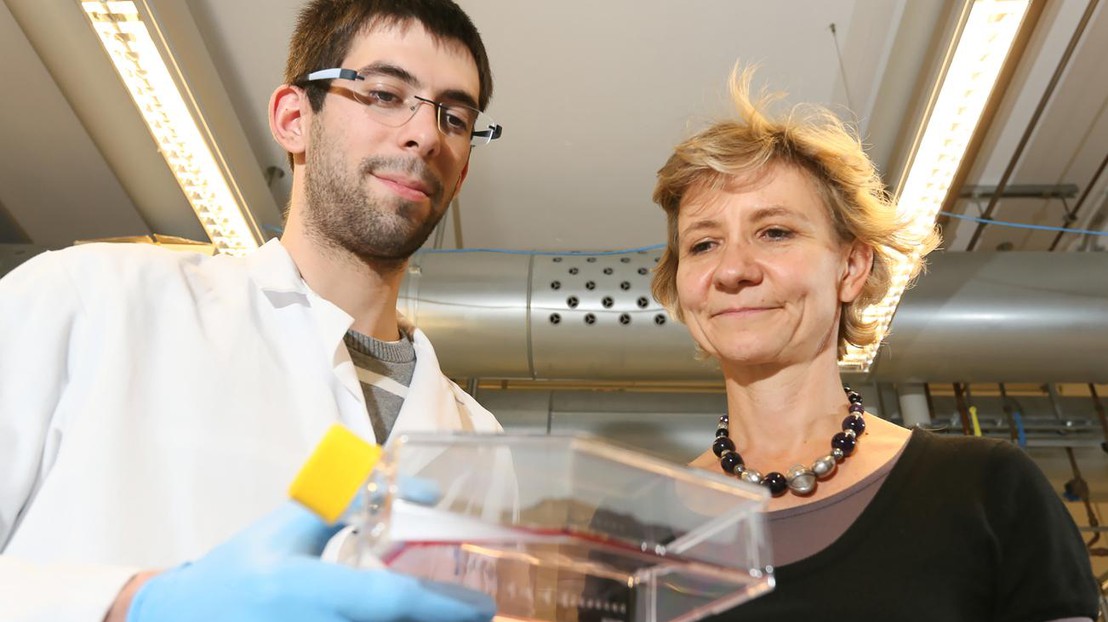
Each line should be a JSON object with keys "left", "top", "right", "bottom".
{"left": 269, "top": 84, "right": 308, "bottom": 157}
{"left": 839, "top": 241, "right": 874, "bottom": 304}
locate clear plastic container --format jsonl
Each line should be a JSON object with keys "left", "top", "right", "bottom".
{"left": 343, "top": 432, "right": 773, "bottom": 622}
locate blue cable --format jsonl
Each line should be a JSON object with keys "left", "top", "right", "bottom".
{"left": 939, "top": 211, "right": 1108, "bottom": 236}
{"left": 1012, "top": 409, "right": 1027, "bottom": 449}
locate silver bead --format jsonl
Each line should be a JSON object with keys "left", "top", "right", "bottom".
{"left": 844, "top": 428, "right": 857, "bottom": 439}
{"left": 812, "top": 455, "right": 837, "bottom": 479}
{"left": 732, "top": 463, "right": 746, "bottom": 476}
{"left": 786, "top": 465, "right": 817, "bottom": 495}
{"left": 832, "top": 447, "right": 845, "bottom": 461}
{"left": 740, "top": 468, "right": 763, "bottom": 485}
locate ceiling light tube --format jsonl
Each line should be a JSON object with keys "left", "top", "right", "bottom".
{"left": 80, "top": 0, "right": 261, "bottom": 256}
{"left": 841, "top": 0, "right": 1033, "bottom": 372}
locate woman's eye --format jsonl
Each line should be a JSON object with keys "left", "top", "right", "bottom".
{"left": 762, "top": 227, "right": 793, "bottom": 241}
{"left": 688, "top": 240, "right": 715, "bottom": 254}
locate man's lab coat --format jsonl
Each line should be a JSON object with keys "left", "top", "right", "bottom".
{"left": 0, "top": 239, "right": 501, "bottom": 621}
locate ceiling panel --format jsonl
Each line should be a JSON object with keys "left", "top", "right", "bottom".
{"left": 0, "top": 0, "right": 149, "bottom": 248}
{"left": 455, "top": 1, "right": 872, "bottom": 251}
{"left": 7, "top": 0, "right": 1103, "bottom": 257}
{"left": 187, "top": 0, "right": 916, "bottom": 251}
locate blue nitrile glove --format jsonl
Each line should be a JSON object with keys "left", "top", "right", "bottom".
{"left": 126, "top": 500, "right": 494, "bottom": 622}
{"left": 395, "top": 475, "right": 441, "bottom": 506}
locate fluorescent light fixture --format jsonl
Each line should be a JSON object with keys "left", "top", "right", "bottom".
{"left": 81, "top": 1, "right": 260, "bottom": 256}
{"left": 840, "top": 0, "right": 1031, "bottom": 371}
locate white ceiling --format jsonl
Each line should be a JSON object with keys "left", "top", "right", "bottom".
{"left": 0, "top": 0, "right": 1105, "bottom": 254}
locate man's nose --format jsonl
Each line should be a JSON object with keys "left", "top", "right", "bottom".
{"left": 398, "top": 100, "right": 443, "bottom": 158}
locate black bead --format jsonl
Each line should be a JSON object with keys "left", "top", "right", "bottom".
{"left": 842, "top": 414, "right": 866, "bottom": 434}
{"left": 715, "top": 427, "right": 729, "bottom": 438}
{"left": 764, "top": 472, "right": 788, "bottom": 496}
{"left": 712, "top": 436, "right": 735, "bottom": 457}
{"left": 720, "top": 451, "right": 744, "bottom": 474}
{"left": 832, "top": 432, "right": 857, "bottom": 456}
{"left": 847, "top": 391, "right": 863, "bottom": 404}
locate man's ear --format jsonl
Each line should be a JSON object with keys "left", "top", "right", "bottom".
{"left": 269, "top": 85, "right": 309, "bottom": 158}
{"left": 839, "top": 241, "right": 874, "bottom": 304}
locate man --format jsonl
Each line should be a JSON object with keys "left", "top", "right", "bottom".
{"left": 0, "top": 1, "right": 504, "bottom": 620}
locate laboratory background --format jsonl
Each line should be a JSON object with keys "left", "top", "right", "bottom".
{"left": 1, "top": 0, "right": 1107, "bottom": 598}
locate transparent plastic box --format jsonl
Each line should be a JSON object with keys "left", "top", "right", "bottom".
{"left": 345, "top": 433, "right": 773, "bottom": 622}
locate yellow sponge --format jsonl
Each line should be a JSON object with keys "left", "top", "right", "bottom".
{"left": 289, "top": 424, "right": 383, "bottom": 524}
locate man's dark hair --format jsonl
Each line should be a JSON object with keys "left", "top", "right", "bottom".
{"left": 285, "top": 0, "right": 493, "bottom": 113}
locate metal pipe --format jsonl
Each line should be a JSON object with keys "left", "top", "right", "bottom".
{"left": 1046, "top": 383, "right": 1066, "bottom": 422}
{"left": 868, "top": 252, "right": 1108, "bottom": 383}
{"left": 1049, "top": 151, "right": 1108, "bottom": 250}
{"left": 1090, "top": 384, "right": 1108, "bottom": 455}
{"left": 1046, "top": 384, "right": 1103, "bottom": 552}
{"left": 898, "top": 383, "right": 933, "bottom": 428}
{"left": 998, "top": 383, "right": 1018, "bottom": 444}
{"left": 953, "top": 383, "right": 973, "bottom": 436}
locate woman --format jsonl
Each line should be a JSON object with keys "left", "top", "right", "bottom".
{"left": 651, "top": 69, "right": 1099, "bottom": 620}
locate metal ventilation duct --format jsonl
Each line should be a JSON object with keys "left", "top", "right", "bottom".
{"left": 869, "top": 251, "right": 1108, "bottom": 382}
{"left": 399, "top": 250, "right": 1108, "bottom": 383}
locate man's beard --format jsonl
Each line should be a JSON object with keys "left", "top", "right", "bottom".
{"left": 303, "top": 124, "right": 450, "bottom": 269}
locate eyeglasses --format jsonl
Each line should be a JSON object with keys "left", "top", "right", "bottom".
{"left": 304, "top": 68, "right": 502, "bottom": 147}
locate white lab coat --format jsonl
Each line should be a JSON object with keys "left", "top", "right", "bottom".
{"left": 0, "top": 239, "right": 501, "bottom": 621}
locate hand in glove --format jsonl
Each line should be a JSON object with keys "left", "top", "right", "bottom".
{"left": 122, "top": 501, "right": 494, "bottom": 622}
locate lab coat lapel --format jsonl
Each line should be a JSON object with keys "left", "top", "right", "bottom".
{"left": 244, "top": 240, "right": 374, "bottom": 443}
{"left": 391, "top": 327, "right": 468, "bottom": 437}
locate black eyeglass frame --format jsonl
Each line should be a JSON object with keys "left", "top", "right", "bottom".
{"left": 303, "top": 68, "right": 502, "bottom": 146}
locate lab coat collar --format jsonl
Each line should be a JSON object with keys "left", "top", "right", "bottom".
{"left": 244, "top": 238, "right": 310, "bottom": 296}
{"left": 244, "top": 241, "right": 450, "bottom": 432}
{"left": 391, "top": 327, "right": 474, "bottom": 438}
{"left": 244, "top": 239, "right": 354, "bottom": 357}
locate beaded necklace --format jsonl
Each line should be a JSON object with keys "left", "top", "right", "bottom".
{"left": 713, "top": 385, "right": 866, "bottom": 497}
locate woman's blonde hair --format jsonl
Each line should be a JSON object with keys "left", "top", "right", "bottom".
{"left": 651, "top": 66, "right": 940, "bottom": 359}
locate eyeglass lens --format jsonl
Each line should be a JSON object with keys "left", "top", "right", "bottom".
{"left": 349, "top": 79, "right": 496, "bottom": 146}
